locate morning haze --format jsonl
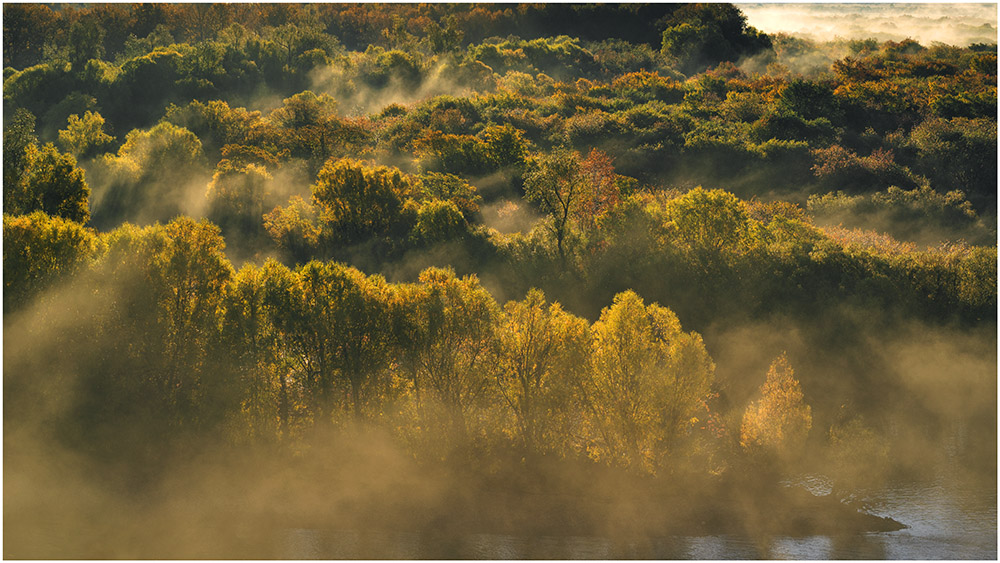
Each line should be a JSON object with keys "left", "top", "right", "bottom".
{"left": 3, "top": 2, "right": 996, "bottom": 559}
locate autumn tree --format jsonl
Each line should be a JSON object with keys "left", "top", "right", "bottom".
{"left": 576, "top": 148, "right": 631, "bottom": 232}
{"left": 10, "top": 143, "right": 91, "bottom": 224}
{"left": 163, "top": 100, "right": 268, "bottom": 160}
{"left": 75, "top": 218, "right": 235, "bottom": 457}
{"left": 263, "top": 196, "right": 321, "bottom": 263}
{"left": 584, "top": 290, "right": 715, "bottom": 472}
{"left": 221, "top": 261, "right": 290, "bottom": 440}
{"left": 262, "top": 260, "right": 396, "bottom": 422}
{"left": 493, "top": 288, "right": 591, "bottom": 455}
{"left": 405, "top": 267, "right": 500, "bottom": 443}
{"left": 58, "top": 111, "right": 115, "bottom": 159}
{"left": 262, "top": 261, "right": 341, "bottom": 423}
{"left": 3, "top": 211, "right": 101, "bottom": 313}
{"left": 740, "top": 353, "right": 813, "bottom": 459}
{"left": 310, "top": 157, "right": 413, "bottom": 245}
{"left": 91, "top": 122, "right": 207, "bottom": 228}
{"left": 323, "top": 265, "right": 395, "bottom": 419}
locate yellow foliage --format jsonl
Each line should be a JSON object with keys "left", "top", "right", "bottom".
{"left": 740, "top": 353, "right": 812, "bottom": 454}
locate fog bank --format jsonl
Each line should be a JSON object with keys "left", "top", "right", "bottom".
{"left": 739, "top": 3, "right": 997, "bottom": 46}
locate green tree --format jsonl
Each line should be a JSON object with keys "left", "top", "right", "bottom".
{"left": 91, "top": 122, "right": 206, "bottom": 227}
{"left": 415, "top": 171, "right": 482, "bottom": 219}
{"left": 68, "top": 18, "right": 106, "bottom": 71}
{"left": 410, "top": 199, "right": 467, "bottom": 246}
{"left": 164, "top": 100, "right": 268, "bottom": 159}
{"left": 268, "top": 90, "right": 338, "bottom": 129}
{"left": 661, "top": 4, "right": 771, "bottom": 76}
{"left": 3, "top": 109, "right": 38, "bottom": 210}
{"left": 665, "top": 187, "right": 758, "bottom": 257}
{"left": 908, "top": 117, "right": 997, "bottom": 211}
{"left": 523, "top": 148, "right": 586, "bottom": 263}
{"left": 481, "top": 123, "right": 529, "bottom": 169}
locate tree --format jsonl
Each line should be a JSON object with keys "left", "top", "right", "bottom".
{"left": 410, "top": 199, "right": 467, "bottom": 246}
{"left": 163, "top": 100, "right": 267, "bottom": 159}
{"left": 268, "top": 90, "right": 338, "bottom": 129}
{"left": 58, "top": 111, "right": 114, "bottom": 159}
{"left": 413, "top": 130, "right": 493, "bottom": 177}
{"left": 3, "top": 3, "right": 60, "bottom": 69}
{"left": 740, "top": 353, "right": 813, "bottom": 459}
{"left": 263, "top": 196, "right": 321, "bottom": 263}
{"left": 415, "top": 172, "right": 482, "bottom": 219}
{"left": 3, "top": 109, "right": 38, "bottom": 210}
{"left": 660, "top": 3, "right": 771, "bottom": 76}
{"left": 16, "top": 144, "right": 91, "bottom": 224}
{"left": 665, "top": 187, "right": 757, "bottom": 257}
{"left": 68, "top": 17, "right": 106, "bottom": 71}
{"left": 91, "top": 122, "right": 206, "bottom": 228}
{"left": 908, "top": 117, "right": 997, "bottom": 212}
{"left": 523, "top": 148, "right": 586, "bottom": 263}
{"left": 584, "top": 290, "right": 715, "bottom": 472}
{"left": 85, "top": 218, "right": 235, "bottom": 444}
{"left": 480, "top": 123, "right": 529, "bottom": 170}
{"left": 662, "top": 187, "right": 764, "bottom": 305}
{"left": 576, "top": 148, "right": 629, "bottom": 232}
{"left": 263, "top": 260, "right": 395, "bottom": 422}
{"left": 310, "top": 157, "right": 412, "bottom": 244}
{"left": 406, "top": 267, "right": 500, "bottom": 442}
{"left": 328, "top": 267, "right": 395, "bottom": 419}
{"left": 493, "top": 288, "right": 591, "bottom": 454}
{"left": 206, "top": 161, "right": 275, "bottom": 247}
{"left": 222, "top": 261, "right": 288, "bottom": 440}
{"left": 3, "top": 211, "right": 100, "bottom": 313}
{"left": 263, "top": 260, "right": 344, "bottom": 422}
{"left": 154, "top": 219, "right": 235, "bottom": 420}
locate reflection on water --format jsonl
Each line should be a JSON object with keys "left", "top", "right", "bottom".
{"left": 281, "top": 468, "right": 997, "bottom": 560}
{"left": 855, "top": 478, "right": 998, "bottom": 560}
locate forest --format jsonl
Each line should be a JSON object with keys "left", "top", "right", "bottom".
{"left": 3, "top": 3, "right": 997, "bottom": 559}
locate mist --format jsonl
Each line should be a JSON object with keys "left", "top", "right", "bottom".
{"left": 4, "top": 3, "right": 996, "bottom": 559}
{"left": 739, "top": 3, "right": 998, "bottom": 46}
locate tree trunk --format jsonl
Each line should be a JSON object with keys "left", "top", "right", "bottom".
{"left": 350, "top": 375, "right": 364, "bottom": 420}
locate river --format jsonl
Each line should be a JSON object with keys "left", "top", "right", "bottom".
{"left": 281, "top": 463, "right": 997, "bottom": 559}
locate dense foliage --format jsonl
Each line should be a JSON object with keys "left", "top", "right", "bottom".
{"left": 4, "top": 4, "right": 996, "bottom": 556}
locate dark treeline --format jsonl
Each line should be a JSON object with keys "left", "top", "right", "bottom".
{"left": 4, "top": 3, "right": 997, "bottom": 558}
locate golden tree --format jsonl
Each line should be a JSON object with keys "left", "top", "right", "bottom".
{"left": 740, "top": 353, "right": 812, "bottom": 456}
